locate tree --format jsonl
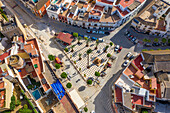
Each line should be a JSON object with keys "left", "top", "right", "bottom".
{"left": 86, "top": 38, "right": 91, "bottom": 47}
{"left": 55, "top": 63, "right": 61, "bottom": 69}
{"left": 19, "top": 104, "right": 32, "bottom": 113}
{"left": 79, "top": 53, "right": 82, "bottom": 60}
{"left": 48, "top": 55, "right": 55, "bottom": 61}
{"left": 11, "top": 95, "right": 15, "bottom": 101}
{"left": 73, "top": 32, "right": 78, "bottom": 37}
{"left": 71, "top": 45, "right": 76, "bottom": 52}
{"left": 60, "top": 72, "right": 67, "bottom": 78}
{"left": 64, "top": 48, "right": 69, "bottom": 52}
{"left": 104, "top": 45, "right": 109, "bottom": 52}
{"left": 16, "top": 100, "right": 21, "bottom": 106}
{"left": 110, "top": 42, "right": 113, "bottom": 46}
{"left": 162, "top": 38, "right": 167, "bottom": 43}
{"left": 168, "top": 39, "right": 170, "bottom": 43}
{"left": 87, "top": 79, "right": 92, "bottom": 85}
{"left": 86, "top": 49, "right": 92, "bottom": 68}
{"left": 154, "top": 38, "right": 159, "bottom": 42}
{"left": 143, "top": 38, "right": 148, "bottom": 42}
{"left": 95, "top": 71, "right": 100, "bottom": 77}
{"left": 95, "top": 39, "right": 99, "bottom": 49}
{"left": 66, "top": 82, "right": 72, "bottom": 88}
{"left": 27, "top": 84, "right": 33, "bottom": 89}
{"left": 84, "top": 107, "right": 88, "bottom": 112}
{"left": 147, "top": 39, "right": 151, "bottom": 43}
{"left": 165, "top": 48, "right": 169, "bottom": 50}
{"left": 77, "top": 36, "right": 82, "bottom": 44}
{"left": 107, "top": 53, "right": 111, "bottom": 57}
{"left": 142, "top": 49, "right": 148, "bottom": 51}
{"left": 150, "top": 49, "right": 154, "bottom": 51}
{"left": 157, "top": 48, "right": 161, "bottom": 50}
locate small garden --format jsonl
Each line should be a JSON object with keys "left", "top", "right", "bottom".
{"left": 27, "top": 75, "right": 41, "bottom": 90}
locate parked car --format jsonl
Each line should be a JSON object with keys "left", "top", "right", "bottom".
{"left": 124, "top": 31, "right": 130, "bottom": 35}
{"left": 161, "top": 42, "right": 167, "bottom": 47}
{"left": 117, "top": 46, "right": 123, "bottom": 53}
{"left": 99, "top": 31, "right": 105, "bottom": 34}
{"left": 129, "top": 55, "right": 135, "bottom": 60}
{"left": 152, "top": 42, "right": 160, "bottom": 46}
{"left": 127, "top": 34, "right": 131, "bottom": 37}
{"left": 62, "top": 30, "right": 70, "bottom": 34}
{"left": 125, "top": 52, "right": 132, "bottom": 59}
{"left": 84, "top": 35, "right": 90, "bottom": 39}
{"left": 92, "top": 30, "right": 99, "bottom": 34}
{"left": 86, "top": 30, "right": 92, "bottom": 33}
{"left": 123, "top": 60, "right": 129, "bottom": 67}
{"left": 144, "top": 43, "right": 152, "bottom": 47}
{"left": 128, "top": 36, "right": 133, "bottom": 40}
{"left": 134, "top": 39, "right": 139, "bottom": 44}
{"left": 91, "top": 37, "right": 97, "bottom": 41}
{"left": 105, "top": 32, "right": 110, "bottom": 35}
{"left": 131, "top": 37, "right": 136, "bottom": 42}
{"left": 101, "top": 71, "right": 106, "bottom": 77}
{"left": 114, "top": 45, "right": 120, "bottom": 52}
{"left": 98, "top": 38, "right": 104, "bottom": 42}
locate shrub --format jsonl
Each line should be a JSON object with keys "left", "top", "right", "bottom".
{"left": 84, "top": 107, "right": 88, "bottom": 112}
{"left": 16, "top": 100, "right": 21, "bottom": 106}
{"left": 143, "top": 38, "right": 148, "bottom": 42}
{"left": 110, "top": 42, "right": 113, "bottom": 46}
{"left": 27, "top": 84, "right": 33, "bottom": 89}
{"left": 95, "top": 71, "right": 100, "bottom": 77}
{"left": 168, "top": 39, "right": 170, "bottom": 43}
{"left": 1, "top": 13, "right": 8, "bottom": 21}
{"left": 10, "top": 102, "right": 15, "bottom": 110}
{"left": 165, "top": 48, "right": 169, "bottom": 50}
{"left": 60, "top": 72, "right": 67, "bottom": 78}
{"left": 84, "top": 37, "right": 88, "bottom": 40}
{"left": 142, "top": 49, "right": 148, "bottom": 51}
{"left": 150, "top": 49, "right": 154, "bottom": 51}
{"left": 64, "top": 48, "right": 69, "bottom": 52}
{"left": 74, "top": 61, "right": 76, "bottom": 64}
{"left": 162, "top": 38, "right": 167, "bottom": 43}
{"left": 148, "top": 39, "right": 151, "bottom": 43}
{"left": 48, "top": 55, "right": 55, "bottom": 61}
{"left": 19, "top": 104, "right": 32, "bottom": 113}
{"left": 107, "top": 53, "right": 111, "bottom": 57}
{"left": 55, "top": 63, "right": 61, "bottom": 69}
{"left": 66, "top": 82, "right": 72, "bottom": 88}
{"left": 11, "top": 95, "right": 15, "bottom": 101}
{"left": 73, "top": 32, "right": 78, "bottom": 37}
{"left": 154, "top": 38, "right": 159, "bottom": 42}
{"left": 87, "top": 79, "right": 92, "bottom": 85}
{"left": 157, "top": 48, "right": 161, "bottom": 50}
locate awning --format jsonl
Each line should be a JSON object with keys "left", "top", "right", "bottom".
{"left": 69, "top": 89, "right": 85, "bottom": 109}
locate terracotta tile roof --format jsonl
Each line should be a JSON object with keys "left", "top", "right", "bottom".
{"left": 97, "top": 0, "right": 113, "bottom": 5}
{"left": 56, "top": 32, "right": 73, "bottom": 45}
{"left": 83, "top": 3, "right": 88, "bottom": 8}
{"left": 132, "top": 54, "right": 144, "bottom": 71}
{"left": 94, "top": 5, "right": 104, "bottom": 11}
{"left": 88, "top": 18, "right": 100, "bottom": 22}
{"left": 0, "top": 51, "right": 10, "bottom": 61}
{"left": 151, "top": 78, "right": 157, "bottom": 90}
{"left": 115, "top": 85, "right": 123, "bottom": 103}
{"left": 119, "top": 0, "right": 144, "bottom": 8}
{"left": 131, "top": 93, "right": 144, "bottom": 105}
{"left": 115, "top": 6, "right": 129, "bottom": 17}
{"left": 68, "top": 13, "right": 74, "bottom": 18}
{"left": 90, "top": 10, "right": 102, "bottom": 16}
{"left": 155, "top": 20, "right": 166, "bottom": 31}
{"left": 24, "top": 44, "right": 38, "bottom": 56}
{"left": 0, "top": 81, "right": 4, "bottom": 89}
{"left": 0, "top": 90, "right": 5, "bottom": 108}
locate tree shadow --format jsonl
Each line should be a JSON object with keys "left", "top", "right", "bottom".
{"left": 78, "top": 86, "right": 86, "bottom": 92}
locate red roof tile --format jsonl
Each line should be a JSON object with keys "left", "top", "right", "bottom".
{"left": 131, "top": 94, "right": 143, "bottom": 105}
{"left": 97, "top": 0, "right": 113, "bottom": 5}
{"left": 151, "top": 78, "right": 157, "bottom": 90}
{"left": 94, "top": 5, "right": 104, "bottom": 11}
{"left": 115, "top": 85, "right": 123, "bottom": 103}
{"left": 0, "top": 51, "right": 10, "bottom": 61}
{"left": 132, "top": 54, "right": 144, "bottom": 71}
{"left": 119, "top": 0, "right": 144, "bottom": 8}
{"left": 115, "top": 6, "right": 129, "bottom": 17}
{"left": 56, "top": 32, "right": 73, "bottom": 45}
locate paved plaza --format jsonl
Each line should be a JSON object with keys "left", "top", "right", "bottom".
{"left": 63, "top": 39, "right": 115, "bottom": 80}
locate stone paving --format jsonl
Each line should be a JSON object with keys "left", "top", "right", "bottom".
{"left": 64, "top": 39, "right": 115, "bottom": 80}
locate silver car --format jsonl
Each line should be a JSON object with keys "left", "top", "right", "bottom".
{"left": 123, "top": 60, "right": 129, "bottom": 67}
{"left": 114, "top": 45, "right": 120, "bottom": 52}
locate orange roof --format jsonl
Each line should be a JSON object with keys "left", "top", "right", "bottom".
{"left": 90, "top": 10, "right": 101, "bottom": 16}
{"left": 0, "top": 51, "right": 10, "bottom": 61}
{"left": 155, "top": 20, "right": 166, "bottom": 31}
{"left": 68, "top": 13, "right": 74, "bottom": 18}
{"left": 135, "top": 70, "right": 144, "bottom": 79}
{"left": 97, "top": 0, "right": 113, "bottom": 5}
{"left": 115, "top": 6, "right": 129, "bottom": 17}
{"left": 71, "top": 1, "right": 75, "bottom": 6}
{"left": 88, "top": 18, "right": 100, "bottom": 22}
{"left": 132, "top": 54, "right": 144, "bottom": 71}
{"left": 56, "top": 32, "right": 73, "bottom": 44}
{"left": 83, "top": 3, "right": 88, "bottom": 8}
{"left": 0, "top": 90, "right": 5, "bottom": 108}
{"left": 119, "top": 0, "right": 144, "bottom": 8}
{"left": 24, "top": 44, "right": 37, "bottom": 56}
{"left": 151, "top": 78, "right": 157, "bottom": 89}
{"left": 0, "top": 81, "right": 4, "bottom": 89}
{"left": 131, "top": 94, "right": 143, "bottom": 105}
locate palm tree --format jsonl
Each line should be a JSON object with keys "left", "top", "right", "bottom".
{"left": 79, "top": 53, "right": 82, "bottom": 60}
{"left": 95, "top": 39, "right": 99, "bottom": 50}
{"left": 104, "top": 45, "right": 109, "bottom": 52}
{"left": 86, "top": 38, "right": 91, "bottom": 47}
{"left": 86, "top": 49, "right": 92, "bottom": 68}
{"left": 77, "top": 36, "right": 82, "bottom": 44}
{"left": 71, "top": 45, "right": 75, "bottom": 52}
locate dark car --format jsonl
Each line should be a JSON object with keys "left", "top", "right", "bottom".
{"left": 129, "top": 55, "right": 135, "bottom": 60}
{"left": 62, "top": 30, "right": 70, "bottom": 34}
{"left": 144, "top": 43, "right": 152, "bottom": 47}
{"left": 131, "top": 37, "right": 136, "bottom": 42}
{"left": 105, "top": 32, "right": 110, "bottom": 35}
{"left": 152, "top": 43, "right": 160, "bottom": 46}
{"left": 86, "top": 30, "right": 92, "bottom": 33}
{"left": 161, "top": 43, "right": 167, "bottom": 47}
{"left": 117, "top": 46, "right": 123, "bottom": 53}
{"left": 124, "top": 31, "right": 130, "bottom": 36}
{"left": 128, "top": 36, "right": 133, "bottom": 40}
